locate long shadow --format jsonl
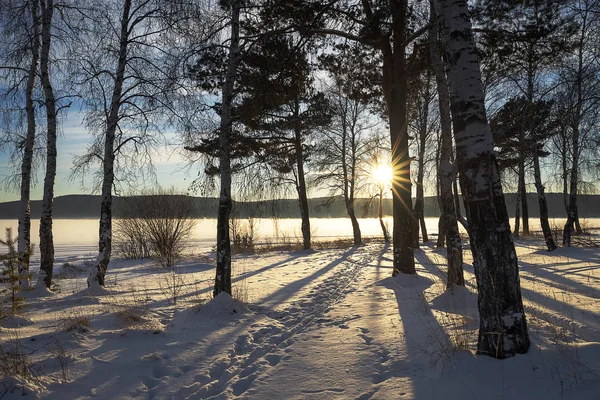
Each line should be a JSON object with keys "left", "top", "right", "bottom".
{"left": 530, "top": 246, "right": 600, "bottom": 264}
{"left": 413, "top": 248, "right": 478, "bottom": 293}
{"left": 520, "top": 260, "right": 600, "bottom": 300}
{"left": 48, "top": 250, "right": 323, "bottom": 400}
{"left": 257, "top": 247, "right": 358, "bottom": 309}
{"left": 179, "top": 246, "right": 360, "bottom": 374}
{"left": 233, "top": 250, "right": 309, "bottom": 281}
{"left": 520, "top": 284, "right": 600, "bottom": 337}
{"left": 375, "top": 272, "right": 469, "bottom": 398}
{"left": 414, "top": 248, "right": 447, "bottom": 267}
{"left": 65, "top": 251, "right": 311, "bottom": 309}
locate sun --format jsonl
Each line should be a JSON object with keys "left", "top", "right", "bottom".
{"left": 371, "top": 163, "right": 393, "bottom": 185}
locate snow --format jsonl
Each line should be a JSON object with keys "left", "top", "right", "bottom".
{"left": 2, "top": 227, "right": 600, "bottom": 399}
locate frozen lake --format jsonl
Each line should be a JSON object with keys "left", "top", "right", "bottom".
{"left": 0, "top": 217, "right": 403, "bottom": 257}
{"left": 0, "top": 217, "right": 598, "bottom": 259}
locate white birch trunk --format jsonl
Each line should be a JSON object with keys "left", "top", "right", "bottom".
{"left": 214, "top": 0, "right": 240, "bottom": 296}
{"left": 428, "top": 1, "right": 464, "bottom": 289}
{"left": 434, "top": 0, "right": 530, "bottom": 358}
{"left": 18, "top": 0, "right": 41, "bottom": 288}
{"left": 87, "top": 0, "right": 132, "bottom": 290}
{"left": 38, "top": 0, "right": 57, "bottom": 289}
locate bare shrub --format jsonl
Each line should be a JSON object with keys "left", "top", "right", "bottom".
{"left": 114, "top": 187, "right": 196, "bottom": 267}
{"left": 113, "top": 218, "right": 152, "bottom": 259}
{"left": 231, "top": 215, "right": 257, "bottom": 253}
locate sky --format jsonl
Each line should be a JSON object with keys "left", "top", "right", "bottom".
{"left": 0, "top": 113, "right": 195, "bottom": 202}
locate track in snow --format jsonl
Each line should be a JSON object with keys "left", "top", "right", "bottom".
{"left": 178, "top": 247, "right": 373, "bottom": 399}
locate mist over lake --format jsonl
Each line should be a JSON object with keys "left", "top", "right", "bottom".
{"left": 2, "top": 217, "right": 597, "bottom": 260}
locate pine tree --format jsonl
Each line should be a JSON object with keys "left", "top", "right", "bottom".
{"left": 1, "top": 228, "right": 27, "bottom": 315}
{"left": 236, "top": 36, "right": 331, "bottom": 250}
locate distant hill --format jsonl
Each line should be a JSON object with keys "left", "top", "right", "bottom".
{"left": 0, "top": 193, "right": 598, "bottom": 219}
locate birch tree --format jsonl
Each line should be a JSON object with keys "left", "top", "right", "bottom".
{"left": 434, "top": 0, "right": 530, "bottom": 358}
{"left": 313, "top": 83, "right": 375, "bottom": 247}
{"left": 37, "top": 0, "right": 59, "bottom": 289}
{"left": 71, "top": 0, "right": 180, "bottom": 289}
{"left": 0, "top": 0, "right": 42, "bottom": 286}
{"left": 428, "top": 0, "right": 463, "bottom": 289}
{"left": 213, "top": 0, "right": 240, "bottom": 295}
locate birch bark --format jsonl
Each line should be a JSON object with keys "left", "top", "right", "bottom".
{"left": 214, "top": 0, "right": 240, "bottom": 296}
{"left": 428, "top": 1, "right": 463, "bottom": 288}
{"left": 434, "top": 0, "right": 530, "bottom": 358}
{"left": 18, "top": 0, "right": 41, "bottom": 287}
{"left": 87, "top": 0, "right": 132, "bottom": 289}
{"left": 38, "top": 0, "right": 57, "bottom": 289}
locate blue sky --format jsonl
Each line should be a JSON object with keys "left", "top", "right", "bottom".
{"left": 0, "top": 114, "right": 196, "bottom": 202}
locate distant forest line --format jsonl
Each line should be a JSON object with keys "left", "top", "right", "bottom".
{"left": 0, "top": 193, "right": 599, "bottom": 220}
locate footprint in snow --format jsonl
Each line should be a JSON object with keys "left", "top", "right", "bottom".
{"left": 264, "top": 354, "right": 282, "bottom": 366}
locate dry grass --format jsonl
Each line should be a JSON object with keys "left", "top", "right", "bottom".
{"left": 232, "top": 264, "right": 250, "bottom": 304}
{"left": 0, "top": 329, "right": 44, "bottom": 387}
{"left": 57, "top": 307, "right": 92, "bottom": 333}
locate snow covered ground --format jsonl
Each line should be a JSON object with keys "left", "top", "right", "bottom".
{"left": 2, "top": 229, "right": 600, "bottom": 399}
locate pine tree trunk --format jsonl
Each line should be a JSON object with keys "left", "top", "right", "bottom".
{"left": 213, "top": 1, "right": 241, "bottom": 296}
{"left": 420, "top": 216, "right": 428, "bottom": 242}
{"left": 378, "top": 187, "right": 390, "bottom": 243}
{"left": 533, "top": 152, "right": 557, "bottom": 251}
{"left": 383, "top": 0, "right": 415, "bottom": 275}
{"left": 87, "top": 0, "right": 132, "bottom": 289}
{"left": 435, "top": 0, "right": 530, "bottom": 358}
{"left": 38, "top": 0, "right": 57, "bottom": 289}
{"left": 429, "top": 1, "right": 463, "bottom": 287}
{"left": 453, "top": 175, "right": 461, "bottom": 219}
{"left": 345, "top": 171, "right": 362, "bottom": 246}
{"left": 18, "top": 0, "right": 41, "bottom": 287}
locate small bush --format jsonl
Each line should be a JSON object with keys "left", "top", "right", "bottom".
{"left": 114, "top": 187, "right": 196, "bottom": 267}
{"left": 231, "top": 217, "right": 257, "bottom": 253}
